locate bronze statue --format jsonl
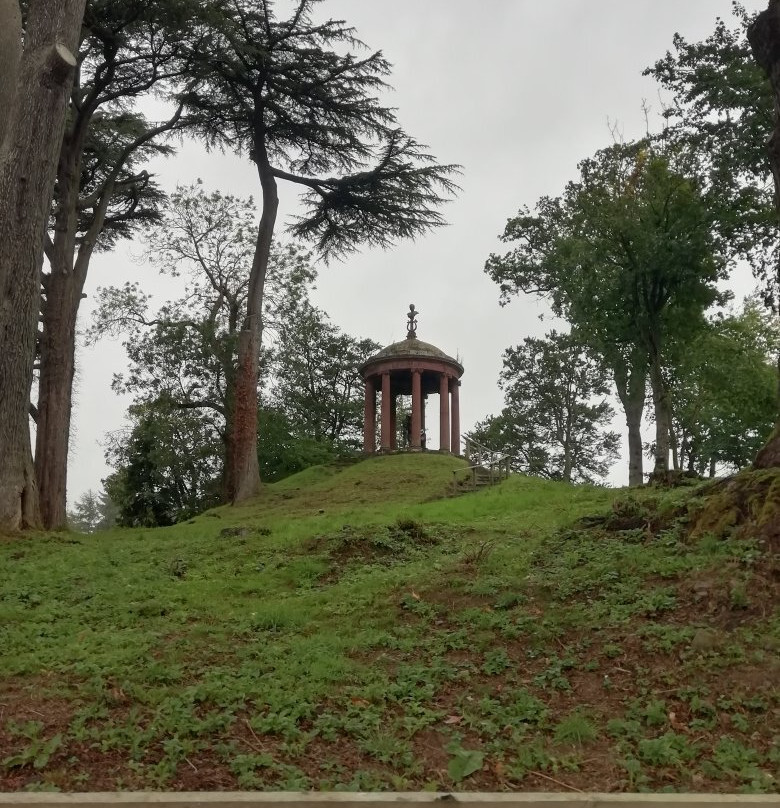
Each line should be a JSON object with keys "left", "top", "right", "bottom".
{"left": 406, "top": 303, "right": 418, "bottom": 339}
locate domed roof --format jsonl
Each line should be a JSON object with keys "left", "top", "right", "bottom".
{"left": 360, "top": 336, "right": 463, "bottom": 375}
{"left": 360, "top": 303, "right": 464, "bottom": 376}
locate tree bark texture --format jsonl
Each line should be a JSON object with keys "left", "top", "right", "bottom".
{"left": 35, "top": 104, "right": 103, "bottom": 528}
{"left": 749, "top": 1, "right": 780, "bottom": 468}
{"left": 0, "top": 0, "right": 85, "bottom": 531}
{"left": 225, "top": 148, "right": 278, "bottom": 503}
{"left": 35, "top": 260, "right": 83, "bottom": 529}
{"left": 0, "top": 0, "right": 21, "bottom": 154}
{"left": 648, "top": 347, "right": 672, "bottom": 479}
{"left": 613, "top": 357, "right": 646, "bottom": 487}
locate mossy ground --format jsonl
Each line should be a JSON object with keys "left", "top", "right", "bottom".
{"left": 0, "top": 454, "right": 778, "bottom": 793}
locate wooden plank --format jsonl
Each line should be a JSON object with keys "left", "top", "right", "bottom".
{"left": 0, "top": 793, "right": 779, "bottom": 808}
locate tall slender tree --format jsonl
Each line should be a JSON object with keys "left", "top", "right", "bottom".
{"left": 185, "top": 0, "right": 459, "bottom": 502}
{"left": 0, "top": 0, "right": 87, "bottom": 531}
{"left": 90, "top": 186, "right": 316, "bottom": 496}
{"left": 34, "top": 0, "right": 197, "bottom": 529}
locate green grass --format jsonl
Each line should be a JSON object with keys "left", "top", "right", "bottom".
{"left": 0, "top": 454, "right": 778, "bottom": 793}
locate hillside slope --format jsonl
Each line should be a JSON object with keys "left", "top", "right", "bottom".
{"left": 1, "top": 454, "right": 778, "bottom": 793}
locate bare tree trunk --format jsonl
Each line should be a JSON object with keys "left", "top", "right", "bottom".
{"left": 35, "top": 263, "right": 83, "bottom": 529}
{"left": 749, "top": 3, "right": 780, "bottom": 468}
{"left": 226, "top": 147, "right": 278, "bottom": 503}
{"left": 35, "top": 125, "right": 84, "bottom": 530}
{"left": 667, "top": 405, "right": 679, "bottom": 472}
{"left": 614, "top": 356, "right": 646, "bottom": 487}
{"left": 0, "top": 0, "right": 85, "bottom": 531}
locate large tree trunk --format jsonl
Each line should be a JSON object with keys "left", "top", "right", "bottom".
{"left": 35, "top": 263, "right": 83, "bottom": 529}
{"left": 0, "top": 0, "right": 21, "bottom": 152}
{"left": 225, "top": 148, "right": 278, "bottom": 503}
{"left": 749, "top": 2, "right": 780, "bottom": 468}
{"left": 648, "top": 348, "right": 672, "bottom": 479}
{"left": 35, "top": 121, "right": 84, "bottom": 529}
{"left": 0, "top": 0, "right": 86, "bottom": 532}
{"left": 613, "top": 356, "right": 646, "bottom": 487}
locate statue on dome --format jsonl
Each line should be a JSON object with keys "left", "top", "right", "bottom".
{"left": 406, "top": 303, "right": 419, "bottom": 339}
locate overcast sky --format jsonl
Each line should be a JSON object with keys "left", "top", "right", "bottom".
{"left": 69, "top": 0, "right": 767, "bottom": 502}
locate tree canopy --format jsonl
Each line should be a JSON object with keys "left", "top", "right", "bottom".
{"left": 486, "top": 142, "right": 726, "bottom": 484}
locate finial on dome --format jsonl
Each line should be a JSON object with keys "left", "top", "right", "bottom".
{"left": 406, "top": 303, "right": 419, "bottom": 339}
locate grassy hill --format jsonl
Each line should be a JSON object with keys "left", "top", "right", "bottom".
{"left": 1, "top": 453, "right": 778, "bottom": 793}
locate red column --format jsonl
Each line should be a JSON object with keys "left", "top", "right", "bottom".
{"left": 411, "top": 369, "right": 422, "bottom": 450}
{"left": 389, "top": 392, "right": 397, "bottom": 450}
{"left": 380, "top": 372, "right": 391, "bottom": 451}
{"left": 450, "top": 378, "right": 460, "bottom": 455}
{"left": 439, "top": 373, "right": 450, "bottom": 452}
{"left": 363, "top": 376, "right": 376, "bottom": 453}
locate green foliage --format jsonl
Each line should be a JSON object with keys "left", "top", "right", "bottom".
{"left": 67, "top": 487, "right": 118, "bottom": 533}
{"left": 91, "top": 187, "right": 378, "bottom": 509}
{"left": 1, "top": 455, "right": 778, "bottom": 791}
{"left": 184, "top": 0, "right": 459, "bottom": 258}
{"left": 669, "top": 299, "right": 779, "bottom": 473}
{"left": 553, "top": 711, "right": 598, "bottom": 745}
{"left": 267, "top": 303, "right": 380, "bottom": 451}
{"left": 486, "top": 141, "right": 727, "bottom": 479}
{"left": 2, "top": 722, "right": 62, "bottom": 771}
{"left": 644, "top": 4, "right": 778, "bottom": 304}
{"left": 257, "top": 407, "right": 338, "bottom": 483}
{"left": 446, "top": 741, "right": 484, "bottom": 783}
{"left": 103, "top": 401, "right": 222, "bottom": 526}
{"left": 474, "top": 330, "right": 619, "bottom": 483}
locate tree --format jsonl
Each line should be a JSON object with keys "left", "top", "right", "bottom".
{"left": 34, "top": 0, "right": 197, "bottom": 530}
{"left": 104, "top": 400, "right": 223, "bottom": 527}
{"left": 669, "top": 300, "right": 779, "bottom": 474}
{"left": 267, "top": 304, "right": 381, "bottom": 452}
{"left": 67, "top": 487, "right": 118, "bottom": 533}
{"left": 473, "top": 331, "right": 619, "bottom": 484}
{"left": 645, "top": 4, "right": 778, "bottom": 305}
{"left": 257, "top": 406, "right": 338, "bottom": 482}
{"left": 644, "top": 3, "right": 780, "bottom": 469}
{"left": 486, "top": 143, "right": 726, "bottom": 484}
{"left": 90, "top": 185, "right": 315, "bottom": 496}
{"left": 185, "top": 0, "right": 459, "bottom": 502}
{"left": 748, "top": 0, "right": 780, "bottom": 467}
{"left": 0, "top": 0, "right": 86, "bottom": 531}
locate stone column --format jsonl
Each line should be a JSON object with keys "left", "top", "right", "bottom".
{"left": 380, "top": 372, "right": 392, "bottom": 451}
{"left": 439, "top": 373, "right": 450, "bottom": 452}
{"left": 363, "top": 376, "right": 376, "bottom": 453}
{"left": 450, "top": 378, "right": 461, "bottom": 455}
{"left": 411, "top": 369, "right": 422, "bottom": 450}
{"left": 389, "top": 391, "right": 397, "bottom": 450}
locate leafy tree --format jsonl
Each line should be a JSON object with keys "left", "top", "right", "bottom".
{"left": 669, "top": 300, "right": 779, "bottom": 475}
{"left": 90, "top": 186, "right": 315, "bottom": 495}
{"left": 257, "top": 407, "right": 338, "bottom": 482}
{"left": 184, "top": 0, "right": 459, "bottom": 502}
{"left": 473, "top": 331, "right": 619, "bottom": 484}
{"left": 34, "top": 0, "right": 198, "bottom": 530}
{"left": 104, "top": 401, "right": 223, "bottom": 527}
{"left": 267, "top": 304, "right": 380, "bottom": 452}
{"left": 645, "top": 4, "right": 777, "bottom": 305}
{"left": 486, "top": 142, "right": 726, "bottom": 484}
{"left": 645, "top": 3, "right": 780, "bottom": 468}
{"left": 0, "top": 0, "right": 86, "bottom": 530}
{"left": 67, "top": 487, "right": 118, "bottom": 533}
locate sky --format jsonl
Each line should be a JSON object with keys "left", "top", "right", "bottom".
{"left": 69, "top": 0, "right": 766, "bottom": 502}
